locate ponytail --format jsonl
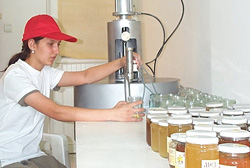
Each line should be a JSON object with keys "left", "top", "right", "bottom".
{"left": 1, "top": 37, "right": 43, "bottom": 72}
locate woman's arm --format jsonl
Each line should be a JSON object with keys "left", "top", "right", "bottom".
{"left": 57, "top": 57, "right": 125, "bottom": 87}
{"left": 24, "top": 91, "right": 145, "bottom": 122}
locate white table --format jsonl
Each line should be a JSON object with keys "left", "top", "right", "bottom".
{"left": 75, "top": 120, "right": 170, "bottom": 168}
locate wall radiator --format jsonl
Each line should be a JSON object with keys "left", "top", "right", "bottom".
{"left": 45, "top": 56, "right": 107, "bottom": 153}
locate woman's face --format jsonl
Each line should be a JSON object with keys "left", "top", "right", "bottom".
{"left": 28, "top": 38, "right": 61, "bottom": 70}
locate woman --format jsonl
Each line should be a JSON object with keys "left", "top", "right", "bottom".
{"left": 0, "top": 14, "right": 144, "bottom": 168}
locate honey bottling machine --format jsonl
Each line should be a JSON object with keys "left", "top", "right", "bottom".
{"left": 74, "top": 0, "right": 179, "bottom": 109}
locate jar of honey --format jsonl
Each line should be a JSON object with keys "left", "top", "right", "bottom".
{"left": 219, "top": 143, "right": 250, "bottom": 168}
{"left": 169, "top": 133, "right": 186, "bottom": 168}
{"left": 158, "top": 120, "right": 169, "bottom": 158}
{"left": 219, "top": 130, "right": 250, "bottom": 147}
{"left": 150, "top": 117, "right": 168, "bottom": 152}
{"left": 206, "top": 102, "right": 223, "bottom": 111}
{"left": 167, "top": 118, "right": 193, "bottom": 154}
{"left": 175, "top": 135, "right": 187, "bottom": 168}
{"left": 186, "top": 130, "right": 217, "bottom": 137}
{"left": 185, "top": 136, "right": 219, "bottom": 168}
{"left": 146, "top": 111, "right": 168, "bottom": 146}
{"left": 221, "top": 116, "right": 248, "bottom": 130}
{"left": 222, "top": 109, "right": 244, "bottom": 116}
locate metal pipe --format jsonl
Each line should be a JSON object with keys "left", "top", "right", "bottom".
{"left": 124, "top": 47, "right": 134, "bottom": 101}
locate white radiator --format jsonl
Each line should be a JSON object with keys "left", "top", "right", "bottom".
{"left": 47, "top": 56, "right": 107, "bottom": 153}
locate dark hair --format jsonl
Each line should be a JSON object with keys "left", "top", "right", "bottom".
{"left": 1, "top": 37, "right": 44, "bottom": 72}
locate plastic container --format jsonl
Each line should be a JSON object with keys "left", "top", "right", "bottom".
{"left": 167, "top": 118, "right": 193, "bottom": 154}
{"left": 158, "top": 120, "right": 169, "bottom": 158}
{"left": 221, "top": 116, "right": 248, "bottom": 130}
{"left": 206, "top": 102, "right": 223, "bottom": 111}
{"left": 219, "top": 143, "right": 250, "bottom": 168}
{"left": 169, "top": 133, "right": 186, "bottom": 168}
{"left": 175, "top": 135, "right": 187, "bottom": 168}
{"left": 185, "top": 136, "right": 219, "bottom": 168}
{"left": 219, "top": 130, "right": 250, "bottom": 147}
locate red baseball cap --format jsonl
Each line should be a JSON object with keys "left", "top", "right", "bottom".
{"left": 22, "top": 14, "right": 77, "bottom": 42}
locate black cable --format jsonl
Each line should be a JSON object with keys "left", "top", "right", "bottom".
{"left": 137, "top": 0, "right": 185, "bottom": 76}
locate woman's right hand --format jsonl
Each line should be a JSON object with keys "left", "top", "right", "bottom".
{"left": 111, "top": 101, "right": 145, "bottom": 122}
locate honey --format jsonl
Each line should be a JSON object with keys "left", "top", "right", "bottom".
{"left": 185, "top": 136, "right": 219, "bottom": 168}
{"left": 150, "top": 117, "right": 168, "bottom": 152}
{"left": 158, "top": 120, "right": 169, "bottom": 158}
{"left": 175, "top": 135, "right": 186, "bottom": 168}
{"left": 169, "top": 133, "right": 186, "bottom": 168}
{"left": 146, "top": 112, "right": 167, "bottom": 146}
{"left": 167, "top": 118, "right": 192, "bottom": 154}
{"left": 219, "top": 130, "right": 250, "bottom": 147}
{"left": 219, "top": 143, "right": 250, "bottom": 168}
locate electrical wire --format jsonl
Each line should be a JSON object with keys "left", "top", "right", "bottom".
{"left": 136, "top": 0, "right": 185, "bottom": 77}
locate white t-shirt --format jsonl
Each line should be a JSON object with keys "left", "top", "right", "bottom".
{"left": 0, "top": 59, "right": 64, "bottom": 167}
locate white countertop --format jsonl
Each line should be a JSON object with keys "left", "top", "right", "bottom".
{"left": 76, "top": 119, "right": 170, "bottom": 168}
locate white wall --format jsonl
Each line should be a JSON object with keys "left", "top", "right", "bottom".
{"left": 0, "top": 0, "right": 47, "bottom": 74}
{"left": 138, "top": 0, "right": 250, "bottom": 103}
{"left": 210, "top": 0, "right": 250, "bottom": 103}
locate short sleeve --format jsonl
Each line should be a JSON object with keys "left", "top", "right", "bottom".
{"left": 4, "top": 71, "right": 38, "bottom": 103}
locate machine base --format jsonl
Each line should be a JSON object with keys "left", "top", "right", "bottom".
{"left": 74, "top": 77, "right": 179, "bottom": 109}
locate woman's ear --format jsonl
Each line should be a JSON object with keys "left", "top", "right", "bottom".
{"left": 27, "top": 39, "right": 36, "bottom": 51}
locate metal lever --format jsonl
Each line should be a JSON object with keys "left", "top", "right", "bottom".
{"left": 124, "top": 47, "right": 134, "bottom": 101}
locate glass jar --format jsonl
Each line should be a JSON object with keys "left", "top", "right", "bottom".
{"left": 206, "top": 102, "right": 224, "bottom": 111}
{"left": 186, "top": 130, "right": 217, "bottom": 137}
{"left": 158, "top": 120, "right": 169, "bottom": 158}
{"left": 150, "top": 117, "right": 168, "bottom": 152}
{"left": 175, "top": 135, "right": 187, "bottom": 168}
{"left": 188, "top": 107, "right": 206, "bottom": 118}
{"left": 146, "top": 112, "right": 168, "bottom": 146}
{"left": 194, "top": 124, "right": 216, "bottom": 131}
{"left": 219, "top": 143, "right": 250, "bottom": 168}
{"left": 222, "top": 109, "right": 244, "bottom": 117}
{"left": 219, "top": 130, "right": 250, "bottom": 147}
{"left": 185, "top": 136, "right": 219, "bottom": 168}
{"left": 167, "top": 118, "right": 193, "bottom": 155}
{"left": 169, "top": 133, "right": 186, "bottom": 168}
{"left": 221, "top": 116, "right": 248, "bottom": 130}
